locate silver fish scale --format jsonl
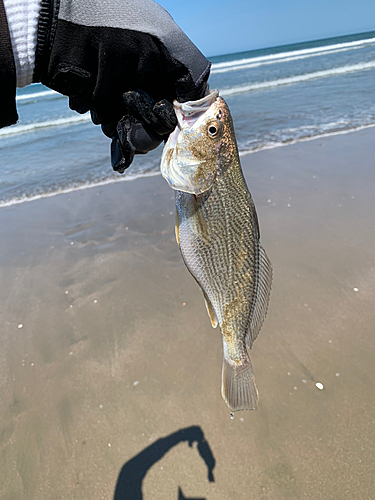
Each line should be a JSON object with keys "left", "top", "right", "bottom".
{"left": 176, "top": 163, "right": 257, "bottom": 350}
{"left": 168, "top": 93, "right": 272, "bottom": 411}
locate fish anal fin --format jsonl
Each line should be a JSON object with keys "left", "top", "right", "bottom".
{"left": 203, "top": 291, "right": 218, "bottom": 328}
{"left": 246, "top": 243, "right": 272, "bottom": 349}
{"left": 221, "top": 356, "right": 258, "bottom": 412}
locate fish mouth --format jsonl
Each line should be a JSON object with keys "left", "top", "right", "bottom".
{"left": 160, "top": 90, "right": 219, "bottom": 194}
{"left": 174, "top": 90, "right": 219, "bottom": 128}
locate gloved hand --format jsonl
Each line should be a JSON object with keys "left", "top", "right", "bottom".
{"left": 33, "top": 0, "right": 210, "bottom": 172}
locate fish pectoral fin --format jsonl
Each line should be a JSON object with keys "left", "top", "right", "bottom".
{"left": 192, "top": 203, "right": 211, "bottom": 245}
{"left": 221, "top": 355, "right": 259, "bottom": 412}
{"left": 246, "top": 243, "right": 273, "bottom": 349}
{"left": 203, "top": 291, "right": 218, "bottom": 328}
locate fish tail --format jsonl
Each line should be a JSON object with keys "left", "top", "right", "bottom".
{"left": 221, "top": 354, "right": 259, "bottom": 412}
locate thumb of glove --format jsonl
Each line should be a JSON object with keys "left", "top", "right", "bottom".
{"left": 111, "top": 116, "right": 163, "bottom": 173}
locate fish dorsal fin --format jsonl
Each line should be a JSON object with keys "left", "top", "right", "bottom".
{"left": 203, "top": 291, "right": 219, "bottom": 328}
{"left": 246, "top": 243, "right": 272, "bottom": 349}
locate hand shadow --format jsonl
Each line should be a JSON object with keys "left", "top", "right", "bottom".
{"left": 113, "top": 425, "right": 215, "bottom": 500}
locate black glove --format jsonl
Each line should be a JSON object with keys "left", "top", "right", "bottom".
{"left": 104, "top": 88, "right": 182, "bottom": 173}
{"left": 33, "top": 0, "right": 211, "bottom": 172}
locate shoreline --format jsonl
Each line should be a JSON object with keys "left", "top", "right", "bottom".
{"left": 1, "top": 127, "right": 375, "bottom": 499}
{"left": 2, "top": 123, "right": 375, "bottom": 210}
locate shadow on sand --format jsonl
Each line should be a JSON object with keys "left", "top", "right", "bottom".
{"left": 113, "top": 425, "right": 215, "bottom": 500}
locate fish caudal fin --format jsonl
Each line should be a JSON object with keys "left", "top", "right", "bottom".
{"left": 221, "top": 356, "right": 259, "bottom": 412}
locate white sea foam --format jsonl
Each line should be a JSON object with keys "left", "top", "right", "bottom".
{"left": 220, "top": 60, "right": 375, "bottom": 96}
{"left": 279, "top": 119, "right": 350, "bottom": 134}
{"left": 16, "top": 90, "right": 60, "bottom": 101}
{"left": 0, "top": 113, "right": 91, "bottom": 137}
{"left": 2, "top": 123, "right": 375, "bottom": 209}
{"left": 9, "top": 61, "right": 373, "bottom": 140}
{"left": 0, "top": 171, "right": 160, "bottom": 209}
{"left": 211, "top": 37, "right": 375, "bottom": 71}
{"left": 239, "top": 122, "right": 375, "bottom": 157}
{"left": 211, "top": 47, "right": 361, "bottom": 74}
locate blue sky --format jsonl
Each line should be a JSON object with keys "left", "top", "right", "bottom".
{"left": 158, "top": 0, "right": 375, "bottom": 57}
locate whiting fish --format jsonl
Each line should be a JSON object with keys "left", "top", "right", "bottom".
{"left": 160, "top": 90, "right": 272, "bottom": 412}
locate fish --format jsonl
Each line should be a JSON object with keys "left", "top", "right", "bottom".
{"left": 160, "top": 90, "right": 272, "bottom": 412}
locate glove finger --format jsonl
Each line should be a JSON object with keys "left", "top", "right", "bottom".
{"left": 111, "top": 136, "right": 134, "bottom": 174}
{"left": 122, "top": 89, "right": 153, "bottom": 121}
{"left": 110, "top": 115, "right": 163, "bottom": 173}
{"left": 90, "top": 110, "right": 101, "bottom": 126}
{"left": 69, "top": 95, "right": 91, "bottom": 114}
{"left": 101, "top": 120, "right": 118, "bottom": 139}
{"left": 111, "top": 116, "right": 135, "bottom": 173}
{"left": 153, "top": 99, "right": 177, "bottom": 132}
{"left": 122, "top": 90, "right": 176, "bottom": 136}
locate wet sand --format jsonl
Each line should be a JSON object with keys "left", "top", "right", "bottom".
{"left": 1, "top": 128, "right": 375, "bottom": 499}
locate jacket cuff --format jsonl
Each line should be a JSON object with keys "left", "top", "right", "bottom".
{"left": 0, "top": 0, "right": 18, "bottom": 127}
{"left": 3, "top": 0, "right": 42, "bottom": 87}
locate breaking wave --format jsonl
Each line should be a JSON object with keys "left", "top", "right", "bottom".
{"left": 16, "top": 90, "right": 60, "bottom": 102}
{"left": 211, "top": 36, "right": 375, "bottom": 73}
{"left": 220, "top": 60, "right": 375, "bottom": 96}
{"left": 0, "top": 114, "right": 91, "bottom": 137}
{"left": 239, "top": 122, "right": 375, "bottom": 156}
{"left": 0, "top": 171, "right": 160, "bottom": 208}
{"left": 2, "top": 123, "right": 375, "bottom": 209}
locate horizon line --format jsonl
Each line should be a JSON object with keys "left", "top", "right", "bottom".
{"left": 207, "top": 29, "right": 375, "bottom": 59}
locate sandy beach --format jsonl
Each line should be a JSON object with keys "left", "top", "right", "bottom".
{"left": 1, "top": 127, "right": 375, "bottom": 499}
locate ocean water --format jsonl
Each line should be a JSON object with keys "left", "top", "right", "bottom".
{"left": 1, "top": 31, "right": 375, "bottom": 207}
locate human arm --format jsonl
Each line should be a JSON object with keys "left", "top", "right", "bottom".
{"left": 0, "top": 0, "right": 210, "bottom": 171}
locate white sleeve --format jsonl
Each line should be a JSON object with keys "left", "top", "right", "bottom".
{"left": 3, "top": 0, "right": 42, "bottom": 87}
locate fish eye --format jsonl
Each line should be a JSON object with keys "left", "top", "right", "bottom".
{"left": 207, "top": 122, "right": 220, "bottom": 138}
